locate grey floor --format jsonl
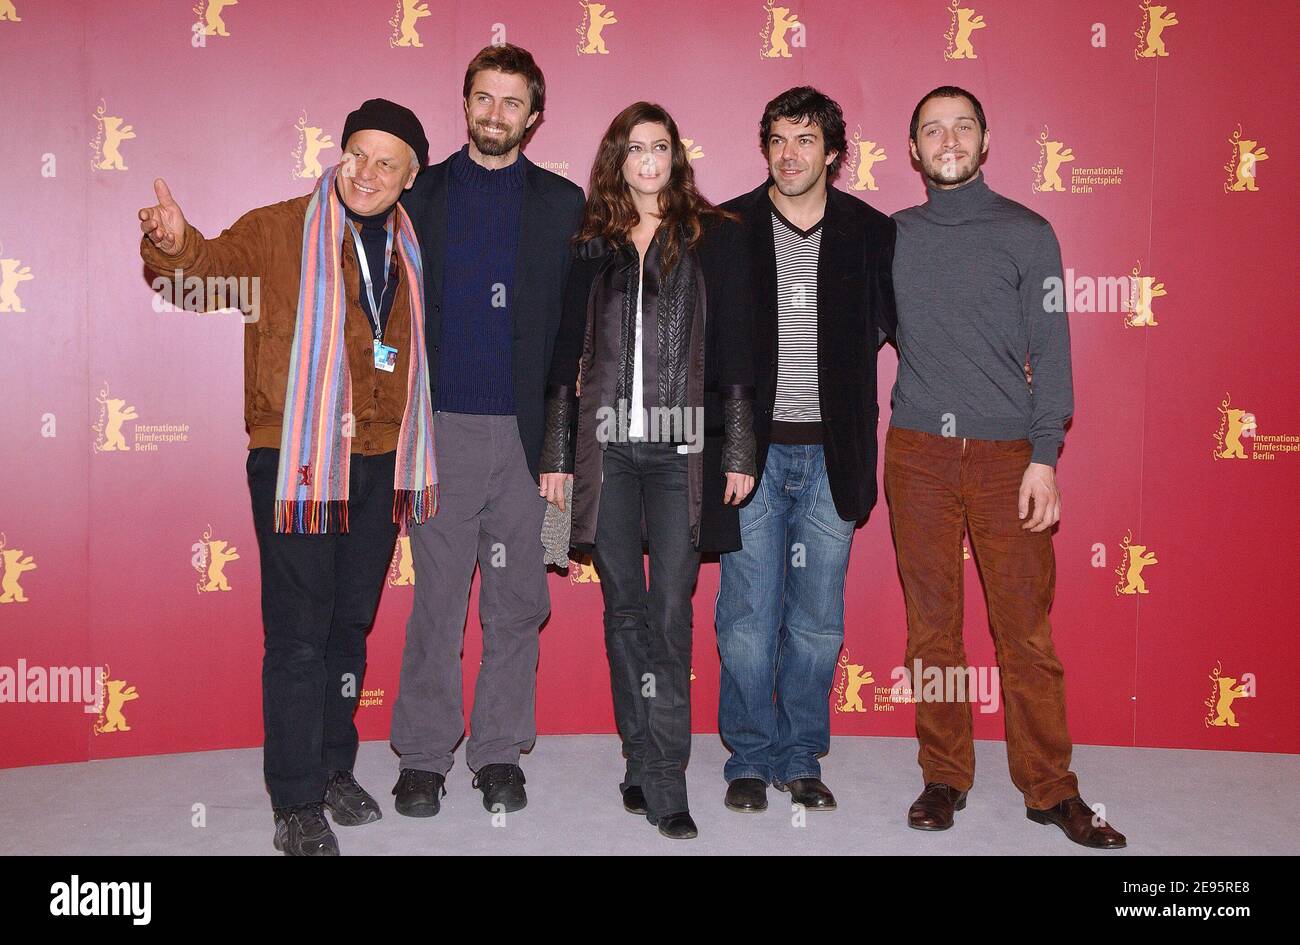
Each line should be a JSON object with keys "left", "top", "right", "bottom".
{"left": 2, "top": 735, "right": 1295, "bottom": 855}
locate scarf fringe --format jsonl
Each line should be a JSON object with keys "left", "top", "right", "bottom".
{"left": 273, "top": 499, "right": 350, "bottom": 535}
{"left": 393, "top": 484, "right": 439, "bottom": 533}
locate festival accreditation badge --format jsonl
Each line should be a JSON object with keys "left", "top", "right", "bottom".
{"left": 373, "top": 340, "right": 398, "bottom": 373}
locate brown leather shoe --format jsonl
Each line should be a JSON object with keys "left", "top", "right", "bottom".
{"left": 907, "top": 782, "right": 968, "bottom": 830}
{"left": 775, "top": 777, "right": 837, "bottom": 810}
{"left": 1027, "top": 795, "right": 1127, "bottom": 849}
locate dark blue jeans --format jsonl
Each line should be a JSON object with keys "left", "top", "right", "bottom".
{"left": 591, "top": 441, "right": 700, "bottom": 818}
{"left": 715, "top": 444, "right": 855, "bottom": 785}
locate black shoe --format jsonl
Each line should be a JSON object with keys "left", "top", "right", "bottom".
{"left": 621, "top": 784, "right": 648, "bottom": 814}
{"left": 472, "top": 763, "right": 527, "bottom": 813}
{"left": 724, "top": 778, "right": 768, "bottom": 812}
{"left": 774, "top": 777, "right": 837, "bottom": 810}
{"left": 272, "top": 802, "right": 340, "bottom": 856}
{"left": 647, "top": 810, "right": 698, "bottom": 840}
{"left": 392, "top": 768, "right": 446, "bottom": 818}
{"left": 324, "top": 769, "right": 382, "bottom": 826}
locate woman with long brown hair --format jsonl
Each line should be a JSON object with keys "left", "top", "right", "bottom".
{"left": 538, "top": 102, "right": 756, "bottom": 839}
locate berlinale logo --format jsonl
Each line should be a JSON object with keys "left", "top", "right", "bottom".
{"left": 0, "top": 533, "right": 36, "bottom": 604}
{"left": 846, "top": 128, "right": 887, "bottom": 193}
{"left": 833, "top": 650, "right": 875, "bottom": 713}
{"left": 0, "top": 241, "right": 33, "bottom": 314}
{"left": 577, "top": 1, "right": 618, "bottom": 55}
{"left": 292, "top": 109, "right": 335, "bottom": 179}
{"left": 943, "top": 1, "right": 985, "bottom": 60}
{"left": 93, "top": 666, "right": 139, "bottom": 735}
{"left": 1032, "top": 126, "right": 1124, "bottom": 195}
{"left": 192, "top": 525, "right": 239, "bottom": 593}
{"left": 389, "top": 0, "right": 431, "bottom": 48}
{"left": 388, "top": 535, "right": 416, "bottom": 587}
{"left": 1114, "top": 530, "right": 1157, "bottom": 596}
{"left": 1224, "top": 126, "right": 1269, "bottom": 193}
{"left": 760, "top": 0, "right": 804, "bottom": 59}
{"left": 1123, "top": 261, "right": 1167, "bottom": 329}
{"left": 1134, "top": 1, "right": 1177, "bottom": 59}
{"left": 1204, "top": 662, "right": 1252, "bottom": 729}
{"left": 90, "top": 100, "right": 135, "bottom": 172}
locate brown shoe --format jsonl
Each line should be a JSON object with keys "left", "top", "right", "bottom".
{"left": 1026, "top": 795, "right": 1127, "bottom": 849}
{"left": 907, "top": 782, "right": 968, "bottom": 830}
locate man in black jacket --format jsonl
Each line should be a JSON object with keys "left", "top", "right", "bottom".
{"left": 389, "top": 44, "right": 585, "bottom": 818}
{"left": 715, "top": 87, "right": 896, "bottom": 815}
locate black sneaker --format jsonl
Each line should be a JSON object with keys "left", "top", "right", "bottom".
{"left": 392, "top": 768, "right": 446, "bottom": 818}
{"left": 323, "top": 769, "right": 383, "bottom": 826}
{"left": 272, "top": 802, "right": 340, "bottom": 856}
{"left": 471, "top": 763, "right": 527, "bottom": 813}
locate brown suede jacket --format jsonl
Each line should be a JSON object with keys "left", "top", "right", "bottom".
{"left": 138, "top": 193, "right": 413, "bottom": 455}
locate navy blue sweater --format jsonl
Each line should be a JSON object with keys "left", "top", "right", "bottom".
{"left": 435, "top": 145, "right": 526, "bottom": 415}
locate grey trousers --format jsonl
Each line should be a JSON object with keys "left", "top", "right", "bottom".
{"left": 390, "top": 412, "right": 551, "bottom": 775}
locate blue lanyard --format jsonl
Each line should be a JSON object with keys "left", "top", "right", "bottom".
{"left": 346, "top": 217, "right": 394, "bottom": 340}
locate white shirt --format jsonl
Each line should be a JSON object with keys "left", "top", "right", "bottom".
{"left": 629, "top": 270, "right": 645, "bottom": 438}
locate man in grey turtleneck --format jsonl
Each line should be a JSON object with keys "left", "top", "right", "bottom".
{"left": 885, "top": 86, "right": 1126, "bottom": 849}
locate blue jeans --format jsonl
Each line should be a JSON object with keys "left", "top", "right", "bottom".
{"left": 715, "top": 444, "right": 855, "bottom": 785}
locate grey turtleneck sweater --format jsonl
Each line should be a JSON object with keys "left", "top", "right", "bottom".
{"left": 890, "top": 171, "right": 1073, "bottom": 467}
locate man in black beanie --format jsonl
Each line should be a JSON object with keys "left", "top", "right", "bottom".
{"left": 137, "top": 98, "right": 434, "bottom": 855}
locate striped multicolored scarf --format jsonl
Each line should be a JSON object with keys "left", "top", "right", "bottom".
{"left": 273, "top": 162, "right": 437, "bottom": 534}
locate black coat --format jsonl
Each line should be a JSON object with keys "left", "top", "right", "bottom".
{"left": 400, "top": 150, "right": 586, "bottom": 481}
{"left": 547, "top": 216, "right": 755, "bottom": 554}
{"left": 721, "top": 181, "right": 897, "bottom": 523}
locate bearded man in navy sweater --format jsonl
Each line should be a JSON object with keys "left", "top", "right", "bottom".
{"left": 389, "top": 44, "right": 585, "bottom": 818}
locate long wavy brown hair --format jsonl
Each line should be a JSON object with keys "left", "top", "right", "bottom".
{"left": 576, "top": 102, "right": 736, "bottom": 275}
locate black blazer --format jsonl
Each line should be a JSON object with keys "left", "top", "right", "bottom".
{"left": 721, "top": 180, "right": 897, "bottom": 523}
{"left": 400, "top": 149, "right": 586, "bottom": 481}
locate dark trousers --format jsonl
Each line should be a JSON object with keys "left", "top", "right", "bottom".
{"left": 591, "top": 441, "right": 700, "bottom": 817}
{"left": 246, "top": 446, "right": 398, "bottom": 809}
{"left": 883, "top": 427, "right": 1079, "bottom": 810}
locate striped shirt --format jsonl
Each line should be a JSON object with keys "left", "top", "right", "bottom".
{"left": 771, "top": 207, "right": 823, "bottom": 423}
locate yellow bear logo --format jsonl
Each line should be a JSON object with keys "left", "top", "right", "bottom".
{"left": 390, "top": 535, "right": 416, "bottom": 586}
{"left": 1137, "top": 4, "right": 1178, "bottom": 58}
{"left": 96, "top": 678, "right": 139, "bottom": 733}
{"left": 0, "top": 1, "right": 21, "bottom": 23}
{"left": 0, "top": 256, "right": 34, "bottom": 312}
{"left": 97, "top": 395, "right": 138, "bottom": 451}
{"left": 1228, "top": 139, "right": 1268, "bottom": 192}
{"left": 851, "top": 140, "right": 887, "bottom": 192}
{"left": 202, "top": 0, "right": 237, "bottom": 37}
{"left": 578, "top": 2, "right": 617, "bottom": 55}
{"left": 1038, "top": 140, "right": 1074, "bottom": 192}
{"left": 1118, "top": 543, "right": 1158, "bottom": 594}
{"left": 298, "top": 127, "right": 334, "bottom": 179}
{"left": 1217, "top": 408, "right": 1257, "bottom": 460}
{"left": 96, "top": 115, "right": 136, "bottom": 171}
{"left": 394, "top": 0, "right": 431, "bottom": 48}
{"left": 948, "top": 7, "right": 986, "bottom": 60}
{"left": 763, "top": 5, "right": 800, "bottom": 59}
{"left": 203, "top": 539, "right": 239, "bottom": 592}
{"left": 838, "top": 665, "right": 874, "bottom": 713}
{"left": 570, "top": 556, "right": 601, "bottom": 584}
{"left": 0, "top": 547, "right": 36, "bottom": 603}
{"left": 1125, "top": 275, "right": 1166, "bottom": 327}
{"left": 1208, "top": 676, "right": 1247, "bottom": 727}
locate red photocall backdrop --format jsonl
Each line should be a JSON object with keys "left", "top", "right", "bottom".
{"left": 1, "top": 0, "right": 1296, "bottom": 771}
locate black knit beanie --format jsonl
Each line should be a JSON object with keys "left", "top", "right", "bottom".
{"left": 341, "top": 98, "right": 429, "bottom": 170}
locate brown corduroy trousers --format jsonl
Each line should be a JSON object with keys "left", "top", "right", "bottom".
{"left": 884, "top": 426, "right": 1079, "bottom": 810}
